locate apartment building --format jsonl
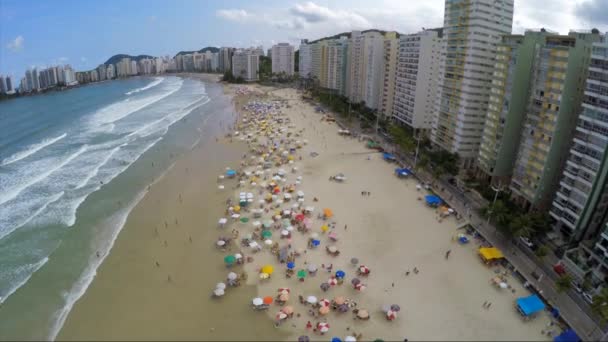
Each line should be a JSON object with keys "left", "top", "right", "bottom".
{"left": 378, "top": 32, "right": 399, "bottom": 120}
{"left": 232, "top": 50, "right": 260, "bottom": 81}
{"left": 271, "top": 43, "right": 295, "bottom": 75}
{"left": 298, "top": 40, "right": 312, "bottom": 78}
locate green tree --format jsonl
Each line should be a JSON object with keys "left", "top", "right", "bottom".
{"left": 555, "top": 274, "right": 573, "bottom": 293}
{"left": 388, "top": 124, "right": 415, "bottom": 153}
{"left": 509, "top": 213, "right": 535, "bottom": 238}
{"left": 535, "top": 245, "right": 549, "bottom": 259}
{"left": 591, "top": 287, "right": 608, "bottom": 322}
{"left": 487, "top": 200, "right": 511, "bottom": 227}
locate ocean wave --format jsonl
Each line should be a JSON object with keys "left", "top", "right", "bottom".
{"left": 89, "top": 78, "right": 183, "bottom": 128}
{"left": 1, "top": 133, "right": 67, "bottom": 166}
{"left": 0, "top": 257, "right": 49, "bottom": 305}
{"left": 125, "top": 77, "right": 164, "bottom": 95}
{"left": 75, "top": 144, "right": 126, "bottom": 190}
{"left": 0, "top": 145, "right": 89, "bottom": 209}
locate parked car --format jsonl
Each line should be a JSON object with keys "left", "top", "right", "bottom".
{"left": 582, "top": 292, "right": 594, "bottom": 304}
{"left": 571, "top": 281, "right": 583, "bottom": 294}
{"left": 520, "top": 236, "right": 535, "bottom": 249}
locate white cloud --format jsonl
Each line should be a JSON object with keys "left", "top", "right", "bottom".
{"left": 290, "top": 1, "right": 370, "bottom": 28}
{"left": 216, "top": 9, "right": 251, "bottom": 21}
{"left": 6, "top": 35, "right": 24, "bottom": 52}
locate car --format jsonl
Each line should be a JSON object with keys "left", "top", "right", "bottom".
{"left": 571, "top": 281, "right": 583, "bottom": 294}
{"left": 582, "top": 292, "right": 594, "bottom": 304}
{"left": 520, "top": 236, "right": 535, "bottom": 249}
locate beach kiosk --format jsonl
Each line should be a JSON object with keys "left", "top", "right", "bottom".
{"left": 425, "top": 195, "right": 442, "bottom": 207}
{"left": 478, "top": 247, "right": 504, "bottom": 265}
{"left": 382, "top": 152, "right": 396, "bottom": 162}
{"left": 553, "top": 329, "right": 580, "bottom": 342}
{"left": 394, "top": 168, "right": 410, "bottom": 178}
{"left": 515, "top": 294, "right": 545, "bottom": 320}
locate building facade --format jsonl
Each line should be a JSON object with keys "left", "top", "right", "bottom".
{"left": 432, "top": 0, "right": 514, "bottom": 167}
{"left": 378, "top": 32, "right": 399, "bottom": 120}
{"left": 392, "top": 29, "right": 443, "bottom": 130}
{"left": 298, "top": 40, "right": 312, "bottom": 78}
{"left": 232, "top": 50, "right": 259, "bottom": 81}
{"left": 271, "top": 43, "right": 295, "bottom": 75}
{"left": 325, "top": 37, "right": 349, "bottom": 95}
{"left": 347, "top": 30, "right": 385, "bottom": 110}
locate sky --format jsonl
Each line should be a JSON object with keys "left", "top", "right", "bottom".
{"left": 1, "top": 0, "right": 607, "bottom": 78}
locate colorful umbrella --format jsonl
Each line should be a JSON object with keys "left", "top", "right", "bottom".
{"left": 227, "top": 272, "right": 238, "bottom": 280}
{"left": 252, "top": 297, "right": 264, "bottom": 306}
{"left": 391, "top": 304, "right": 401, "bottom": 312}
{"left": 312, "top": 239, "right": 320, "bottom": 246}
{"left": 320, "top": 282, "right": 330, "bottom": 291}
{"left": 323, "top": 208, "right": 333, "bottom": 217}
{"left": 282, "top": 305, "right": 294, "bottom": 315}
{"left": 319, "top": 306, "right": 330, "bottom": 315}
{"left": 306, "top": 295, "right": 318, "bottom": 304}
{"left": 307, "top": 264, "right": 317, "bottom": 272}
{"left": 331, "top": 338, "right": 342, "bottom": 342}
{"left": 357, "top": 309, "right": 369, "bottom": 319}
{"left": 262, "top": 230, "right": 272, "bottom": 238}
{"left": 224, "top": 255, "right": 236, "bottom": 264}
{"left": 240, "top": 217, "right": 249, "bottom": 223}
{"left": 345, "top": 336, "right": 357, "bottom": 342}
{"left": 216, "top": 282, "right": 226, "bottom": 289}
{"left": 263, "top": 296, "right": 273, "bottom": 304}
{"left": 321, "top": 224, "right": 329, "bottom": 232}
{"left": 297, "top": 269, "right": 307, "bottom": 278}
{"left": 259, "top": 272, "right": 270, "bottom": 279}
{"left": 351, "top": 278, "right": 361, "bottom": 286}
{"left": 287, "top": 261, "right": 295, "bottom": 269}
{"left": 334, "top": 296, "right": 345, "bottom": 305}
{"left": 328, "top": 278, "right": 338, "bottom": 286}
{"left": 335, "top": 270, "right": 345, "bottom": 279}
{"left": 337, "top": 303, "right": 350, "bottom": 313}
{"left": 319, "top": 298, "right": 330, "bottom": 307}
{"left": 261, "top": 265, "right": 274, "bottom": 275}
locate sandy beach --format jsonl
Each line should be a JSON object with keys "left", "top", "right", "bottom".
{"left": 58, "top": 78, "right": 553, "bottom": 341}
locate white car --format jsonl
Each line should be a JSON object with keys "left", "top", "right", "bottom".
{"left": 582, "top": 292, "right": 594, "bottom": 304}
{"left": 520, "top": 236, "right": 534, "bottom": 248}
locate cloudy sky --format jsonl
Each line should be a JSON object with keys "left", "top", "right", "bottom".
{"left": 1, "top": 0, "right": 607, "bottom": 77}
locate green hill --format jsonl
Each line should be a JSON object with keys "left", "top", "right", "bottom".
{"left": 104, "top": 54, "right": 155, "bottom": 66}
{"left": 174, "top": 47, "right": 219, "bottom": 57}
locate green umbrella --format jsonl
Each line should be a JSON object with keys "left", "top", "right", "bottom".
{"left": 262, "top": 230, "right": 272, "bottom": 239}
{"left": 224, "top": 255, "right": 236, "bottom": 264}
{"left": 282, "top": 219, "right": 291, "bottom": 227}
{"left": 297, "top": 269, "right": 307, "bottom": 278}
{"left": 240, "top": 217, "right": 249, "bottom": 223}
{"left": 263, "top": 220, "right": 273, "bottom": 228}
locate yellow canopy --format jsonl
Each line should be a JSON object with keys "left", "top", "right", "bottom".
{"left": 321, "top": 224, "right": 329, "bottom": 232}
{"left": 233, "top": 205, "right": 241, "bottom": 213}
{"left": 261, "top": 265, "right": 274, "bottom": 275}
{"left": 478, "top": 247, "right": 504, "bottom": 261}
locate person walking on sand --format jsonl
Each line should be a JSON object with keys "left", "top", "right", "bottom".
{"left": 445, "top": 249, "right": 451, "bottom": 259}
{"left": 482, "top": 301, "right": 488, "bottom": 308}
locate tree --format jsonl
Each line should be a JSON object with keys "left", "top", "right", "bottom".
{"left": 509, "top": 213, "right": 535, "bottom": 238}
{"left": 591, "top": 287, "right": 608, "bottom": 322}
{"left": 489, "top": 200, "right": 511, "bottom": 227}
{"left": 388, "top": 124, "right": 415, "bottom": 153}
{"left": 535, "top": 245, "right": 549, "bottom": 259}
{"left": 555, "top": 274, "right": 573, "bottom": 293}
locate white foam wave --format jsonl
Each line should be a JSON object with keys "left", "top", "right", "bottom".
{"left": 125, "top": 77, "right": 163, "bottom": 95}
{"left": 133, "top": 97, "right": 210, "bottom": 139}
{"left": 1, "top": 133, "right": 67, "bottom": 166}
{"left": 0, "top": 257, "right": 49, "bottom": 305}
{"left": 75, "top": 144, "right": 125, "bottom": 189}
{"left": 90, "top": 78, "right": 183, "bottom": 127}
{"left": 0, "top": 145, "right": 89, "bottom": 208}
{"left": 48, "top": 158, "right": 175, "bottom": 341}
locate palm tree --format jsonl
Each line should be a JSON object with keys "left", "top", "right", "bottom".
{"left": 490, "top": 200, "right": 511, "bottom": 227}
{"left": 591, "top": 287, "right": 608, "bottom": 322}
{"left": 509, "top": 213, "right": 535, "bottom": 238}
{"left": 555, "top": 274, "right": 573, "bottom": 293}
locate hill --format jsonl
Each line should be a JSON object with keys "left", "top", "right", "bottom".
{"left": 174, "top": 47, "right": 219, "bottom": 57}
{"left": 104, "top": 54, "right": 155, "bottom": 66}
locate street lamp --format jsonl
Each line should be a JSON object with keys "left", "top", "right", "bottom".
{"left": 486, "top": 181, "right": 505, "bottom": 225}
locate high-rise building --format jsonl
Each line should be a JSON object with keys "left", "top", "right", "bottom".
{"left": 347, "top": 30, "right": 385, "bottom": 110}
{"left": 271, "top": 43, "right": 295, "bottom": 75}
{"left": 19, "top": 77, "right": 29, "bottom": 93}
{"left": 232, "top": 50, "right": 259, "bottom": 81}
{"left": 5, "top": 75, "right": 14, "bottom": 93}
{"left": 25, "top": 68, "right": 39, "bottom": 92}
{"left": 0, "top": 75, "right": 7, "bottom": 94}
{"left": 298, "top": 40, "right": 312, "bottom": 78}
{"left": 106, "top": 64, "right": 115, "bottom": 79}
{"left": 310, "top": 40, "right": 326, "bottom": 84}
{"left": 432, "top": 0, "right": 514, "bottom": 168}
{"left": 219, "top": 47, "right": 235, "bottom": 72}
{"left": 325, "top": 37, "right": 349, "bottom": 95}
{"left": 117, "top": 58, "right": 131, "bottom": 77}
{"left": 510, "top": 31, "right": 602, "bottom": 210}
{"left": 130, "top": 60, "right": 138, "bottom": 75}
{"left": 97, "top": 64, "right": 107, "bottom": 81}
{"left": 378, "top": 32, "right": 399, "bottom": 120}
{"left": 211, "top": 52, "right": 219, "bottom": 72}
{"left": 392, "top": 29, "right": 443, "bottom": 130}
{"left": 550, "top": 37, "right": 608, "bottom": 242}
{"left": 478, "top": 31, "right": 550, "bottom": 184}
{"left": 252, "top": 46, "right": 265, "bottom": 57}
{"left": 62, "top": 65, "right": 77, "bottom": 85}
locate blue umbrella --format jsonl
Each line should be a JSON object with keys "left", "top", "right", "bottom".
{"left": 335, "top": 270, "right": 345, "bottom": 279}
{"left": 312, "top": 239, "right": 320, "bottom": 246}
{"left": 226, "top": 169, "right": 236, "bottom": 176}
{"left": 287, "top": 261, "right": 295, "bottom": 269}
{"left": 331, "top": 338, "right": 342, "bottom": 342}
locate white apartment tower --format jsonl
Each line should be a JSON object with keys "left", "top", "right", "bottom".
{"left": 432, "top": 0, "right": 514, "bottom": 167}
{"left": 298, "top": 40, "right": 312, "bottom": 78}
{"left": 232, "top": 50, "right": 260, "bottom": 81}
{"left": 348, "top": 31, "right": 385, "bottom": 110}
{"left": 271, "top": 43, "right": 295, "bottom": 75}
{"left": 393, "top": 29, "right": 443, "bottom": 130}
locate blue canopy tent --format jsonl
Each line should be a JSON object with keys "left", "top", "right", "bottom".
{"left": 226, "top": 169, "right": 236, "bottom": 177}
{"left": 516, "top": 294, "right": 545, "bottom": 317}
{"left": 382, "top": 153, "right": 396, "bottom": 162}
{"left": 553, "top": 329, "right": 579, "bottom": 342}
{"left": 425, "top": 195, "right": 442, "bottom": 207}
{"left": 394, "top": 168, "right": 411, "bottom": 178}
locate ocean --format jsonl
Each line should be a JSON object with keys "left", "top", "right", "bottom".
{"left": 0, "top": 76, "right": 215, "bottom": 339}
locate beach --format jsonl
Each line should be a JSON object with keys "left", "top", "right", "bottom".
{"left": 58, "top": 79, "right": 553, "bottom": 341}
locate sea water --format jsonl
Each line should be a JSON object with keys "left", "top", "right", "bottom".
{"left": 0, "top": 76, "right": 215, "bottom": 339}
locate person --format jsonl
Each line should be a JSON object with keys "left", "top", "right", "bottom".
{"left": 306, "top": 321, "right": 312, "bottom": 329}
{"left": 445, "top": 249, "right": 451, "bottom": 259}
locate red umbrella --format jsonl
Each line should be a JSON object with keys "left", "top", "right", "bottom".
{"left": 319, "top": 298, "right": 331, "bottom": 307}
{"left": 295, "top": 214, "right": 305, "bottom": 222}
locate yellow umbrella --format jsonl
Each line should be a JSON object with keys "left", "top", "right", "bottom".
{"left": 234, "top": 205, "right": 241, "bottom": 213}
{"left": 262, "top": 265, "right": 274, "bottom": 275}
{"left": 321, "top": 225, "right": 329, "bottom": 233}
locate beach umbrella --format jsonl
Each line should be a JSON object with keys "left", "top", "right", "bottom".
{"left": 282, "top": 219, "right": 291, "bottom": 227}
{"left": 240, "top": 217, "right": 249, "bottom": 223}
{"left": 311, "top": 232, "right": 319, "bottom": 239}
{"left": 331, "top": 338, "right": 342, "bottom": 342}
{"left": 391, "top": 304, "right": 401, "bottom": 312}
{"left": 231, "top": 214, "right": 240, "bottom": 219}
{"left": 298, "top": 336, "right": 310, "bottom": 342}
{"left": 328, "top": 231, "right": 337, "bottom": 240}
{"left": 218, "top": 185, "right": 225, "bottom": 190}
{"left": 279, "top": 293, "right": 289, "bottom": 302}
{"left": 216, "top": 240, "right": 226, "bottom": 247}
{"left": 382, "top": 304, "right": 391, "bottom": 313}
{"left": 259, "top": 272, "right": 270, "bottom": 279}
{"left": 234, "top": 205, "right": 241, "bottom": 213}
{"left": 297, "top": 269, "right": 307, "bottom": 279}
{"left": 355, "top": 283, "right": 366, "bottom": 292}
{"left": 276, "top": 312, "right": 288, "bottom": 320}
{"left": 214, "top": 288, "right": 225, "bottom": 297}
{"left": 357, "top": 309, "right": 369, "bottom": 319}
{"left": 320, "top": 282, "right": 330, "bottom": 291}
{"left": 307, "top": 264, "right": 317, "bottom": 272}
{"left": 281, "top": 229, "right": 289, "bottom": 236}
{"left": 297, "top": 190, "right": 305, "bottom": 198}
{"left": 306, "top": 295, "right": 318, "bottom": 304}
{"left": 337, "top": 303, "right": 350, "bottom": 313}
{"left": 224, "top": 255, "right": 236, "bottom": 264}
{"left": 216, "top": 282, "right": 226, "bottom": 290}
{"left": 305, "top": 206, "right": 314, "bottom": 212}
{"left": 319, "top": 306, "right": 329, "bottom": 315}
{"left": 249, "top": 241, "right": 259, "bottom": 249}
{"left": 263, "top": 221, "right": 273, "bottom": 228}
{"left": 264, "top": 239, "right": 273, "bottom": 246}
{"left": 345, "top": 336, "right": 357, "bottom": 342}
{"left": 335, "top": 270, "right": 346, "bottom": 279}
{"left": 358, "top": 265, "right": 370, "bottom": 275}
{"left": 319, "top": 298, "right": 331, "bottom": 307}
{"left": 286, "top": 225, "right": 294, "bottom": 231}
{"left": 278, "top": 287, "right": 290, "bottom": 294}
{"left": 327, "top": 246, "right": 338, "bottom": 253}
{"left": 282, "top": 305, "right": 294, "bottom": 315}
{"left": 323, "top": 208, "right": 333, "bottom": 218}
{"left": 218, "top": 218, "right": 227, "bottom": 225}
{"left": 262, "top": 230, "right": 272, "bottom": 238}
{"left": 303, "top": 218, "right": 312, "bottom": 229}
{"left": 328, "top": 278, "right": 338, "bottom": 286}
{"left": 227, "top": 272, "right": 238, "bottom": 280}
{"left": 312, "top": 239, "right": 320, "bottom": 247}
{"left": 252, "top": 297, "right": 263, "bottom": 306}
{"left": 350, "top": 258, "right": 359, "bottom": 265}
{"left": 263, "top": 296, "right": 273, "bottom": 304}
{"left": 321, "top": 224, "right": 329, "bottom": 232}
{"left": 252, "top": 221, "right": 261, "bottom": 227}
{"left": 287, "top": 261, "right": 295, "bottom": 269}
{"left": 295, "top": 214, "right": 305, "bottom": 222}
{"left": 262, "top": 265, "right": 274, "bottom": 275}
{"left": 334, "top": 296, "right": 345, "bottom": 305}
{"left": 386, "top": 310, "right": 397, "bottom": 320}
{"left": 351, "top": 278, "right": 361, "bottom": 286}
{"left": 317, "top": 322, "right": 330, "bottom": 333}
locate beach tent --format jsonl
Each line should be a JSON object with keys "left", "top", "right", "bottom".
{"left": 516, "top": 294, "right": 545, "bottom": 317}
{"left": 382, "top": 153, "right": 396, "bottom": 162}
{"left": 226, "top": 169, "right": 237, "bottom": 177}
{"left": 425, "top": 195, "right": 442, "bottom": 207}
{"left": 478, "top": 247, "right": 504, "bottom": 262}
{"left": 553, "top": 329, "right": 580, "bottom": 342}
{"left": 394, "top": 168, "right": 410, "bottom": 177}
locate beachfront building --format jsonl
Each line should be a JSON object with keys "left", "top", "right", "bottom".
{"left": 298, "top": 40, "right": 312, "bottom": 78}
{"left": 431, "top": 0, "right": 514, "bottom": 168}
{"left": 96, "top": 64, "right": 107, "bottom": 81}
{"left": 392, "top": 29, "right": 443, "bottom": 131}
{"left": 478, "top": 31, "right": 550, "bottom": 185}
{"left": 378, "top": 32, "right": 399, "bottom": 120}
{"left": 325, "top": 37, "right": 350, "bottom": 95}
{"left": 117, "top": 58, "right": 131, "bottom": 77}
{"left": 510, "top": 31, "right": 602, "bottom": 210}
{"left": 106, "top": 64, "right": 115, "bottom": 79}
{"left": 347, "top": 30, "right": 385, "bottom": 110}
{"left": 550, "top": 38, "right": 608, "bottom": 243}
{"left": 25, "top": 68, "right": 40, "bottom": 92}
{"left": 219, "top": 47, "right": 236, "bottom": 72}
{"left": 130, "top": 61, "right": 138, "bottom": 76}
{"left": 232, "top": 50, "right": 259, "bottom": 81}
{"left": 271, "top": 43, "right": 295, "bottom": 76}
